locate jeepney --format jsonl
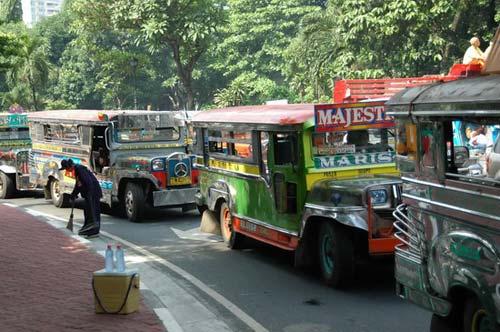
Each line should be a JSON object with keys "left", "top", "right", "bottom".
{"left": 28, "top": 110, "right": 199, "bottom": 222}
{"left": 192, "top": 103, "right": 402, "bottom": 287}
{"left": 387, "top": 75, "right": 500, "bottom": 331}
{"left": 0, "top": 112, "right": 35, "bottom": 198}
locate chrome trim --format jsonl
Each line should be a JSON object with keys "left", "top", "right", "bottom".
{"left": 233, "top": 213, "right": 299, "bottom": 237}
{"left": 304, "top": 203, "right": 365, "bottom": 213}
{"left": 403, "top": 193, "right": 500, "bottom": 222}
{"left": 209, "top": 187, "right": 229, "bottom": 196}
{"left": 402, "top": 176, "right": 500, "bottom": 202}
{"left": 393, "top": 204, "right": 423, "bottom": 259}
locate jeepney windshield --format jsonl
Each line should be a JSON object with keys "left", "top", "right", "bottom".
{"left": 115, "top": 113, "right": 181, "bottom": 143}
{"left": 312, "top": 128, "right": 395, "bottom": 169}
{"left": 0, "top": 127, "right": 29, "bottom": 141}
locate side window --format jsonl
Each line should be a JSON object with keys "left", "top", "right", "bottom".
{"left": 419, "top": 122, "right": 436, "bottom": 169}
{"left": 445, "top": 119, "right": 500, "bottom": 185}
{"left": 207, "top": 129, "right": 254, "bottom": 162}
{"left": 193, "top": 128, "right": 204, "bottom": 155}
{"left": 43, "top": 124, "right": 80, "bottom": 145}
{"left": 274, "top": 133, "right": 297, "bottom": 165}
{"left": 260, "top": 132, "right": 270, "bottom": 181}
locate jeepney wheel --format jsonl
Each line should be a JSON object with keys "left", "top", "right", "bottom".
{"left": 464, "top": 296, "right": 496, "bottom": 332}
{"left": 124, "top": 182, "right": 145, "bottom": 222}
{"left": 50, "top": 179, "right": 70, "bottom": 208}
{"left": 0, "top": 171, "right": 15, "bottom": 199}
{"left": 317, "top": 221, "right": 354, "bottom": 288}
{"left": 219, "top": 201, "right": 242, "bottom": 249}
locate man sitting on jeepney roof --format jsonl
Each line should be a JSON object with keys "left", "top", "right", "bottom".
{"left": 463, "top": 37, "right": 485, "bottom": 66}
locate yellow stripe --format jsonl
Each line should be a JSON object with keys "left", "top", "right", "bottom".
{"left": 208, "top": 159, "right": 260, "bottom": 176}
{"left": 306, "top": 165, "right": 399, "bottom": 190}
{"left": 32, "top": 142, "right": 63, "bottom": 153}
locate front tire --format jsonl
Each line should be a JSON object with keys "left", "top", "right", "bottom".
{"left": 463, "top": 296, "right": 497, "bottom": 332}
{"left": 50, "top": 179, "right": 70, "bottom": 208}
{"left": 219, "top": 201, "right": 242, "bottom": 249}
{"left": 124, "top": 182, "right": 145, "bottom": 222}
{"left": 0, "top": 171, "right": 15, "bottom": 199}
{"left": 317, "top": 221, "right": 355, "bottom": 288}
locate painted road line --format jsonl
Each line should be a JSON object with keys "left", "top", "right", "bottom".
{"left": 154, "top": 308, "right": 183, "bottom": 332}
{"left": 2, "top": 202, "right": 18, "bottom": 208}
{"left": 28, "top": 207, "right": 268, "bottom": 332}
{"left": 100, "top": 230, "right": 269, "bottom": 332}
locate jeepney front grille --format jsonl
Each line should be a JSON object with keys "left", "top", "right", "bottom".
{"left": 393, "top": 204, "right": 423, "bottom": 261}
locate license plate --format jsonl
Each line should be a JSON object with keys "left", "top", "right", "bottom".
{"left": 169, "top": 177, "right": 191, "bottom": 186}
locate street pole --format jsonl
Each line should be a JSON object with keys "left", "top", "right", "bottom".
{"left": 130, "top": 58, "right": 138, "bottom": 110}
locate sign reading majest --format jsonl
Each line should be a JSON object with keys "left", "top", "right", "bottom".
{"left": 314, "top": 102, "right": 393, "bottom": 132}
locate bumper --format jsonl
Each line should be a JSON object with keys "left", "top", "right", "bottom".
{"left": 395, "top": 250, "right": 451, "bottom": 316}
{"left": 152, "top": 187, "right": 197, "bottom": 207}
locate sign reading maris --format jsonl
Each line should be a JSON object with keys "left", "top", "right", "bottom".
{"left": 314, "top": 102, "right": 394, "bottom": 132}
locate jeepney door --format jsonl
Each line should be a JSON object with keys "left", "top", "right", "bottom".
{"left": 265, "top": 131, "right": 302, "bottom": 228}
{"left": 89, "top": 125, "right": 113, "bottom": 204}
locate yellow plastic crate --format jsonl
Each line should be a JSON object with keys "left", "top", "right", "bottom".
{"left": 92, "top": 269, "right": 140, "bottom": 314}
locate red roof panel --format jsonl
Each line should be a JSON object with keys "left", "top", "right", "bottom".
{"left": 192, "top": 104, "right": 315, "bottom": 125}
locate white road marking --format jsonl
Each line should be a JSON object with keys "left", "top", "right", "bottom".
{"left": 24, "top": 208, "right": 67, "bottom": 221}
{"left": 20, "top": 207, "right": 269, "bottom": 332}
{"left": 154, "top": 308, "right": 184, "bottom": 332}
{"left": 2, "top": 202, "right": 18, "bottom": 207}
{"left": 101, "top": 230, "right": 268, "bottom": 332}
{"left": 171, "top": 226, "right": 222, "bottom": 242}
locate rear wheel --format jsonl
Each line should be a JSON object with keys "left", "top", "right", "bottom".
{"left": 219, "top": 201, "right": 242, "bottom": 249}
{"left": 317, "top": 221, "right": 355, "bottom": 288}
{"left": 0, "top": 171, "right": 15, "bottom": 199}
{"left": 463, "top": 296, "right": 497, "bottom": 332}
{"left": 430, "top": 313, "right": 459, "bottom": 332}
{"left": 50, "top": 179, "right": 70, "bottom": 208}
{"left": 124, "top": 182, "right": 145, "bottom": 222}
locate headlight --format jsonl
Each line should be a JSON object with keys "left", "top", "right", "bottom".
{"left": 152, "top": 159, "right": 165, "bottom": 171}
{"left": 369, "top": 189, "right": 388, "bottom": 205}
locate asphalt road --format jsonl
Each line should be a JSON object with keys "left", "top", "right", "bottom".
{"left": 3, "top": 194, "right": 431, "bottom": 332}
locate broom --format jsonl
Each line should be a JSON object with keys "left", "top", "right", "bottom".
{"left": 67, "top": 199, "right": 75, "bottom": 232}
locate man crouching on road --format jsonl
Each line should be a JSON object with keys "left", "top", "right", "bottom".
{"left": 59, "top": 159, "right": 102, "bottom": 237}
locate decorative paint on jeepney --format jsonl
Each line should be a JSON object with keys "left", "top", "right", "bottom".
{"left": 314, "top": 102, "right": 394, "bottom": 132}
{"left": 402, "top": 203, "right": 500, "bottom": 321}
{"left": 314, "top": 151, "right": 395, "bottom": 169}
{"left": 0, "top": 113, "right": 28, "bottom": 128}
{"left": 30, "top": 150, "right": 82, "bottom": 186}
{"left": 115, "top": 156, "right": 151, "bottom": 172}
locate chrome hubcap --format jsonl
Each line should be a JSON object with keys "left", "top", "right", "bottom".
{"left": 125, "top": 191, "right": 134, "bottom": 215}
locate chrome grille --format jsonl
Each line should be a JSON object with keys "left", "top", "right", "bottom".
{"left": 393, "top": 204, "right": 423, "bottom": 262}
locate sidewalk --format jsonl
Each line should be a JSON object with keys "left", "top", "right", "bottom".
{"left": 0, "top": 204, "right": 166, "bottom": 332}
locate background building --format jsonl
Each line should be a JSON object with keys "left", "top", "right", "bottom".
{"left": 22, "top": 0, "right": 62, "bottom": 27}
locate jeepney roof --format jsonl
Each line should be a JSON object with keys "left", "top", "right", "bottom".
{"left": 386, "top": 74, "right": 500, "bottom": 116}
{"left": 27, "top": 110, "right": 178, "bottom": 124}
{"left": 192, "top": 104, "right": 315, "bottom": 127}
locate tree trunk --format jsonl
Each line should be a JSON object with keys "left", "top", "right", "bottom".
{"left": 443, "top": 0, "right": 469, "bottom": 68}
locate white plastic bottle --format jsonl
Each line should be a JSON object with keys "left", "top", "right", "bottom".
{"left": 105, "top": 244, "right": 114, "bottom": 272}
{"left": 115, "top": 244, "right": 126, "bottom": 272}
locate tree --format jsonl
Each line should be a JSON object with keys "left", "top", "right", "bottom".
{"left": 284, "top": 0, "right": 500, "bottom": 102}
{"left": 7, "top": 30, "right": 50, "bottom": 111}
{"left": 0, "top": 0, "right": 22, "bottom": 24}
{"left": 109, "top": 0, "right": 226, "bottom": 110}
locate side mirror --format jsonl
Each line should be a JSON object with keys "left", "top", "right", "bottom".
{"left": 454, "top": 146, "right": 469, "bottom": 167}
{"left": 102, "top": 167, "right": 111, "bottom": 177}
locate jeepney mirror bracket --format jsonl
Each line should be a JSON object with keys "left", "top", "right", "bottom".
{"left": 105, "top": 123, "right": 113, "bottom": 150}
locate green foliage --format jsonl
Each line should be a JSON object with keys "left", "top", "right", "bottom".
{"left": 6, "top": 29, "right": 50, "bottom": 111}
{"left": 109, "top": 0, "right": 226, "bottom": 109}
{"left": 285, "top": 0, "right": 500, "bottom": 102}
{"left": 0, "top": 30, "right": 23, "bottom": 71}
{"left": 0, "top": 0, "right": 22, "bottom": 24}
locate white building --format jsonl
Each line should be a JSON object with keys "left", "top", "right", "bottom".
{"left": 22, "top": 0, "right": 63, "bottom": 27}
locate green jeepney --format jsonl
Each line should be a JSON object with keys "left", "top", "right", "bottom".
{"left": 0, "top": 112, "right": 34, "bottom": 198}
{"left": 387, "top": 74, "right": 500, "bottom": 331}
{"left": 192, "top": 103, "right": 401, "bottom": 287}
